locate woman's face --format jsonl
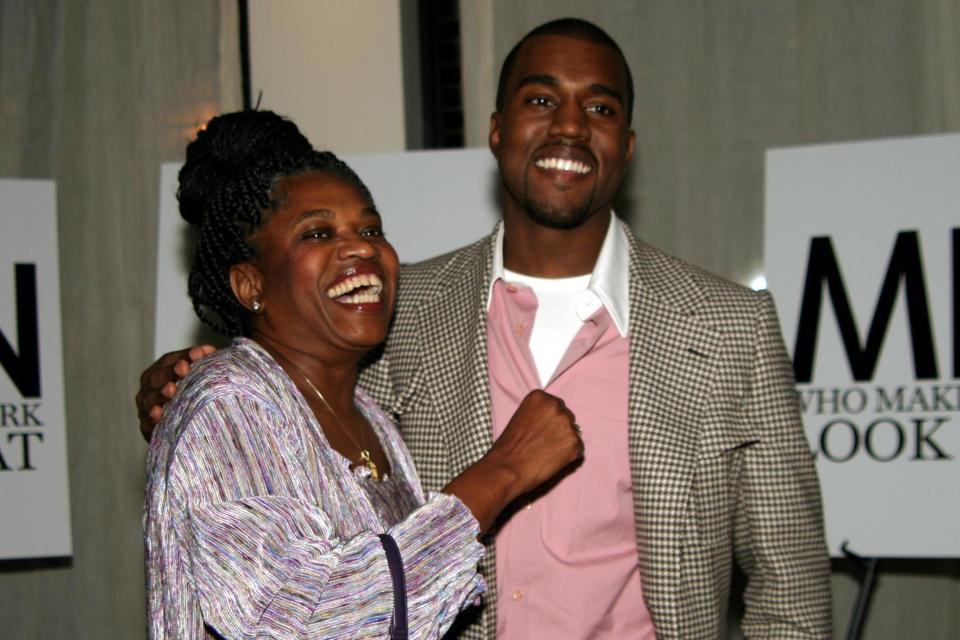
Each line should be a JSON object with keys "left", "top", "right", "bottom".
{"left": 238, "top": 171, "right": 399, "bottom": 357}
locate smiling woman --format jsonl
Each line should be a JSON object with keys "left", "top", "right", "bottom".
{"left": 143, "top": 110, "right": 584, "bottom": 639}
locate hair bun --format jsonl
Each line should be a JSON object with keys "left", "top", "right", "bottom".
{"left": 177, "top": 110, "right": 312, "bottom": 225}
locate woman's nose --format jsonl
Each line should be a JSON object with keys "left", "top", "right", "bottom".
{"left": 337, "top": 234, "right": 379, "bottom": 260}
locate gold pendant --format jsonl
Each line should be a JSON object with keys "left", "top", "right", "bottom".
{"left": 359, "top": 449, "right": 379, "bottom": 481}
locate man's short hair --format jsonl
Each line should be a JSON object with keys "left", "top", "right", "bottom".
{"left": 494, "top": 18, "right": 635, "bottom": 125}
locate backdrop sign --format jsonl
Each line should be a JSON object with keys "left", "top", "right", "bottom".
{"left": 765, "top": 134, "right": 960, "bottom": 557}
{"left": 155, "top": 149, "right": 499, "bottom": 357}
{"left": 0, "top": 179, "right": 72, "bottom": 559}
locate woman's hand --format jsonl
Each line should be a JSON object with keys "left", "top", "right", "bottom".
{"left": 135, "top": 345, "right": 216, "bottom": 440}
{"left": 442, "top": 389, "right": 583, "bottom": 533}
{"left": 487, "top": 389, "right": 584, "bottom": 496}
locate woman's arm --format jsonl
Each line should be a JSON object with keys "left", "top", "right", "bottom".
{"left": 180, "top": 493, "right": 482, "bottom": 638}
{"left": 441, "top": 389, "right": 584, "bottom": 533}
{"left": 147, "top": 393, "right": 482, "bottom": 639}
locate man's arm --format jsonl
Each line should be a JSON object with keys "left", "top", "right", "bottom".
{"left": 735, "top": 291, "right": 832, "bottom": 638}
{"left": 135, "top": 345, "right": 216, "bottom": 440}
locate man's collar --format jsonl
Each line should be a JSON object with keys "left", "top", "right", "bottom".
{"left": 487, "top": 211, "right": 631, "bottom": 336}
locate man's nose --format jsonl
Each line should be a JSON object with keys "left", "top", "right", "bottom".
{"left": 548, "top": 101, "right": 589, "bottom": 140}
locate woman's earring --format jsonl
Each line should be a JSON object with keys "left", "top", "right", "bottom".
{"left": 251, "top": 299, "right": 262, "bottom": 313}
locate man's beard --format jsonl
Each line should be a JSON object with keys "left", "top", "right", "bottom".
{"left": 521, "top": 172, "right": 597, "bottom": 230}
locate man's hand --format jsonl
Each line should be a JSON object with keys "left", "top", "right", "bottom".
{"left": 136, "top": 345, "right": 216, "bottom": 441}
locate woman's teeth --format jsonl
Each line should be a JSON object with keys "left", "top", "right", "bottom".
{"left": 326, "top": 273, "right": 383, "bottom": 303}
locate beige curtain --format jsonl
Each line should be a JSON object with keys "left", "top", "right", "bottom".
{"left": 0, "top": 1, "right": 240, "bottom": 636}
{"left": 463, "top": 0, "right": 960, "bottom": 637}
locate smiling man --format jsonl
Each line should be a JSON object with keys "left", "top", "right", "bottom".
{"left": 138, "top": 17, "right": 831, "bottom": 640}
{"left": 360, "top": 18, "right": 832, "bottom": 640}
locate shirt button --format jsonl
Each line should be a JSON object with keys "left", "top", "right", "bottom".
{"left": 505, "top": 283, "right": 518, "bottom": 293}
{"left": 513, "top": 323, "right": 526, "bottom": 336}
{"left": 524, "top": 503, "right": 533, "bottom": 511}
{"left": 512, "top": 590, "right": 524, "bottom": 601}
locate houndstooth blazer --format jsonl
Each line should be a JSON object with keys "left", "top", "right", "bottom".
{"left": 360, "top": 221, "right": 832, "bottom": 639}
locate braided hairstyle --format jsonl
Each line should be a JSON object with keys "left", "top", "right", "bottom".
{"left": 178, "top": 110, "right": 374, "bottom": 335}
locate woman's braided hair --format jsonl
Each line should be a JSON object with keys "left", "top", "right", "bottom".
{"left": 178, "top": 110, "right": 374, "bottom": 336}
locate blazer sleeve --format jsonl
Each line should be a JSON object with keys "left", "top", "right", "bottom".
{"left": 733, "top": 291, "right": 833, "bottom": 639}
{"left": 162, "top": 394, "right": 484, "bottom": 639}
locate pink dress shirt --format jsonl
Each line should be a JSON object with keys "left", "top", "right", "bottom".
{"left": 487, "top": 278, "right": 656, "bottom": 639}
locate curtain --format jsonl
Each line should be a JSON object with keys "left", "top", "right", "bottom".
{"left": 0, "top": 1, "right": 240, "bottom": 636}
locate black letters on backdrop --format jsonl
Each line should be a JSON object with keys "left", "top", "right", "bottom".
{"left": 792, "top": 231, "right": 946, "bottom": 383}
{"left": 0, "top": 263, "right": 41, "bottom": 398}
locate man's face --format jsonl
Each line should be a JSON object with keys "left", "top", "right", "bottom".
{"left": 490, "top": 34, "right": 635, "bottom": 229}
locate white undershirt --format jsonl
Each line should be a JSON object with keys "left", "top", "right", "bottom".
{"left": 503, "top": 269, "right": 601, "bottom": 385}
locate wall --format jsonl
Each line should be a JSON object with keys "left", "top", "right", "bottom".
{"left": 0, "top": 1, "right": 240, "bottom": 637}
{"left": 249, "top": 0, "right": 407, "bottom": 154}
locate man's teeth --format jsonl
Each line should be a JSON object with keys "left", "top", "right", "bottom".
{"left": 326, "top": 273, "right": 383, "bottom": 302}
{"left": 535, "top": 158, "right": 592, "bottom": 174}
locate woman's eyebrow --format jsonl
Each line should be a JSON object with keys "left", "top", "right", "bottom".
{"left": 292, "top": 207, "right": 381, "bottom": 225}
{"left": 295, "top": 208, "right": 334, "bottom": 223}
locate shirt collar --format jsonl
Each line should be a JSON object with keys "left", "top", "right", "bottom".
{"left": 487, "top": 211, "right": 631, "bottom": 336}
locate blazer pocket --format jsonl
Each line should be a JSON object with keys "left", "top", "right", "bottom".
{"left": 692, "top": 432, "right": 760, "bottom": 547}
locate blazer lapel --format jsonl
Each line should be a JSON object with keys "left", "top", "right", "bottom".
{"left": 624, "top": 228, "right": 723, "bottom": 635}
{"left": 412, "top": 234, "right": 496, "bottom": 477}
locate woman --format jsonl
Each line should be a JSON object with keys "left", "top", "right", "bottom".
{"left": 144, "top": 110, "right": 582, "bottom": 639}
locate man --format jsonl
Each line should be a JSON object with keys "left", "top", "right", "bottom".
{"left": 139, "top": 18, "right": 831, "bottom": 639}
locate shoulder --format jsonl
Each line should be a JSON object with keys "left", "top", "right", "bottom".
{"left": 398, "top": 234, "right": 493, "bottom": 297}
{"left": 389, "top": 234, "right": 493, "bottom": 341}
{"left": 179, "top": 337, "right": 281, "bottom": 395}
{"left": 625, "top": 228, "right": 770, "bottom": 323}
{"left": 147, "top": 339, "right": 302, "bottom": 490}
{"left": 157, "top": 338, "right": 290, "bottom": 438}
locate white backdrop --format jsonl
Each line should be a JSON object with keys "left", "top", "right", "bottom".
{"left": 0, "top": 179, "right": 72, "bottom": 560}
{"left": 765, "top": 133, "right": 960, "bottom": 557}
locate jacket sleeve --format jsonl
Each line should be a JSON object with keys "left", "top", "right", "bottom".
{"left": 734, "top": 291, "right": 833, "bottom": 639}
{"left": 164, "top": 394, "right": 484, "bottom": 639}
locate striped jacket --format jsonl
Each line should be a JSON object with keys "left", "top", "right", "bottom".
{"left": 360, "top": 221, "right": 832, "bottom": 639}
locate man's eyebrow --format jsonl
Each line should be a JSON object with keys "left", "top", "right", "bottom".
{"left": 515, "top": 73, "right": 559, "bottom": 90}
{"left": 515, "top": 74, "right": 624, "bottom": 106}
{"left": 589, "top": 83, "right": 624, "bottom": 106}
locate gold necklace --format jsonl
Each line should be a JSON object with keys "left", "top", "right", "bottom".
{"left": 275, "top": 352, "right": 380, "bottom": 481}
